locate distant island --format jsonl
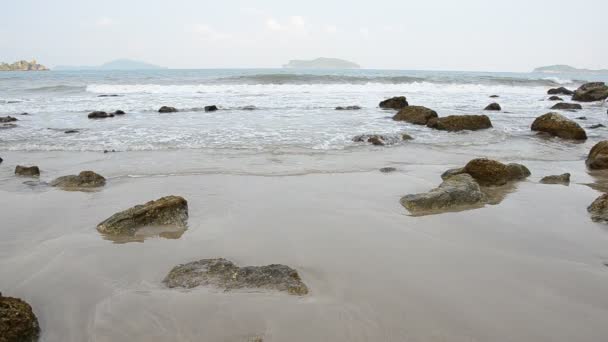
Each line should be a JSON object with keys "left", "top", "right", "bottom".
{"left": 533, "top": 64, "right": 608, "bottom": 74}
{"left": 0, "top": 59, "right": 48, "bottom": 71}
{"left": 55, "top": 59, "right": 166, "bottom": 71}
{"left": 283, "top": 57, "right": 360, "bottom": 69}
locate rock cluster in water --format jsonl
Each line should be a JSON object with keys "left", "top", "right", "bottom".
{"left": 352, "top": 133, "right": 412, "bottom": 146}
{"left": 0, "top": 292, "right": 40, "bottom": 342}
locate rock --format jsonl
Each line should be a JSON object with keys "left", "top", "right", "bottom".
{"left": 367, "top": 136, "right": 384, "bottom": 146}
{"left": 98, "top": 94, "right": 120, "bottom": 97}
{"left": 484, "top": 103, "right": 501, "bottom": 111}
{"left": 576, "top": 116, "right": 587, "bottom": 120}
{"left": 392, "top": 106, "right": 438, "bottom": 125}
{"left": 426, "top": 115, "right": 492, "bottom": 132}
{"left": 540, "top": 173, "right": 570, "bottom": 185}
{"left": 547, "top": 87, "right": 574, "bottom": 95}
{"left": 462, "top": 158, "right": 530, "bottom": 186}
{"left": 400, "top": 174, "right": 485, "bottom": 215}
{"left": 335, "top": 105, "right": 362, "bottom": 110}
{"left": 586, "top": 141, "right": 608, "bottom": 169}
{"left": 204, "top": 105, "right": 218, "bottom": 112}
{"left": 64, "top": 129, "right": 79, "bottom": 134}
{"left": 158, "top": 106, "right": 178, "bottom": 113}
{"left": 88, "top": 111, "right": 114, "bottom": 119}
{"left": 15, "top": 165, "right": 40, "bottom": 177}
{"left": 352, "top": 134, "right": 409, "bottom": 146}
{"left": 112, "top": 110, "right": 126, "bottom": 115}
{"left": 401, "top": 133, "right": 414, "bottom": 140}
{"left": 506, "top": 163, "right": 532, "bottom": 181}
{"left": 379, "top": 96, "right": 408, "bottom": 109}
{"left": 0, "top": 123, "right": 17, "bottom": 129}
{"left": 103, "top": 149, "right": 116, "bottom": 153}
{"left": 588, "top": 194, "right": 608, "bottom": 222}
{"left": 0, "top": 293, "right": 41, "bottom": 342}
{"left": 589, "top": 124, "right": 605, "bottom": 129}
{"left": 0, "top": 116, "right": 18, "bottom": 123}
{"left": 163, "top": 258, "right": 308, "bottom": 295}
{"left": 379, "top": 167, "right": 397, "bottom": 173}
{"left": 441, "top": 167, "right": 465, "bottom": 180}
{"left": 550, "top": 102, "right": 582, "bottom": 110}
{"left": 97, "top": 196, "right": 188, "bottom": 235}
{"left": 531, "top": 112, "right": 587, "bottom": 140}
{"left": 572, "top": 82, "right": 608, "bottom": 102}
{"left": 0, "top": 157, "right": 2, "bottom": 164}
{"left": 548, "top": 96, "right": 563, "bottom": 101}
{"left": 489, "top": 95, "right": 499, "bottom": 98}
{"left": 240, "top": 105, "right": 257, "bottom": 110}
{"left": 50, "top": 171, "right": 106, "bottom": 189}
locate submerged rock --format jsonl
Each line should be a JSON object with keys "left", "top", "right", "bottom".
{"left": 531, "top": 112, "right": 587, "bottom": 140}
{"left": 0, "top": 293, "right": 40, "bottom": 342}
{"left": 548, "top": 96, "right": 563, "bottom": 101}
{"left": 88, "top": 111, "right": 114, "bottom": 119}
{"left": 204, "top": 105, "right": 218, "bottom": 112}
{"left": 550, "top": 102, "right": 582, "bottom": 110}
{"left": 379, "top": 96, "right": 408, "bottom": 109}
{"left": 484, "top": 103, "right": 501, "bottom": 111}
{"left": 547, "top": 87, "right": 574, "bottom": 95}
{"left": 540, "top": 173, "right": 570, "bottom": 185}
{"left": 589, "top": 124, "right": 605, "bottom": 129}
{"left": 158, "top": 106, "right": 178, "bottom": 113}
{"left": 588, "top": 194, "right": 608, "bottom": 222}
{"left": 352, "top": 133, "right": 410, "bottom": 146}
{"left": 572, "top": 82, "right": 608, "bottom": 102}
{"left": 489, "top": 95, "right": 499, "bottom": 98}
{"left": 379, "top": 167, "right": 397, "bottom": 173}
{"left": 586, "top": 141, "right": 608, "bottom": 169}
{"left": 64, "top": 129, "right": 79, "bottom": 134}
{"left": 240, "top": 105, "right": 257, "bottom": 111}
{"left": 50, "top": 171, "right": 106, "bottom": 189}
{"left": 0, "top": 116, "right": 18, "bottom": 123}
{"left": 335, "top": 105, "right": 362, "bottom": 110}
{"left": 163, "top": 258, "right": 308, "bottom": 295}
{"left": 392, "top": 106, "right": 438, "bottom": 125}
{"left": 97, "top": 195, "right": 188, "bottom": 235}
{"left": 15, "top": 165, "right": 40, "bottom": 177}
{"left": 98, "top": 94, "right": 120, "bottom": 97}
{"left": 426, "top": 115, "right": 492, "bottom": 132}
{"left": 576, "top": 116, "right": 587, "bottom": 120}
{"left": 400, "top": 174, "right": 486, "bottom": 215}
{"left": 0, "top": 123, "right": 17, "bottom": 129}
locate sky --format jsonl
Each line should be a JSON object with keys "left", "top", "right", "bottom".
{"left": 1, "top": 0, "right": 606, "bottom": 72}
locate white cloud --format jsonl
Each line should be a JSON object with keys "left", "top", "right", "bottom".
{"left": 289, "top": 16, "right": 305, "bottom": 27}
{"left": 359, "top": 27, "right": 370, "bottom": 37}
{"left": 325, "top": 25, "right": 338, "bottom": 34}
{"left": 266, "top": 18, "right": 282, "bottom": 31}
{"left": 192, "top": 24, "right": 231, "bottom": 41}
{"left": 95, "top": 17, "right": 114, "bottom": 27}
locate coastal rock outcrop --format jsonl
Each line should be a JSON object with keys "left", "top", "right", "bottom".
{"left": 50, "top": 171, "right": 106, "bottom": 190}
{"left": 97, "top": 195, "right": 188, "bottom": 235}
{"left": 484, "top": 103, "right": 501, "bottom": 111}
{"left": 0, "top": 293, "right": 40, "bottom": 342}
{"left": 588, "top": 194, "right": 608, "bottom": 222}
{"left": 531, "top": 112, "right": 587, "bottom": 140}
{"left": 392, "top": 106, "right": 438, "bottom": 125}
{"left": 586, "top": 141, "right": 608, "bottom": 169}
{"left": 550, "top": 102, "right": 582, "bottom": 110}
{"left": 88, "top": 111, "right": 114, "bottom": 119}
{"left": 0, "top": 116, "right": 18, "bottom": 123}
{"left": 540, "top": 173, "right": 570, "bottom": 185}
{"left": 548, "top": 96, "right": 563, "bottom": 101}
{"left": 163, "top": 258, "right": 309, "bottom": 295}
{"left": 158, "top": 106, "right": 178, "bottom": 113}
{"left": 379, "top": 96, "right": 408, "bottom": 109}
{"left": 15, "top": 165, "right": 40, "bottom": 177}
{"left": 204, "top": 105, "right": 218, "bottom": 112}
{"left": 335, "top": 106, "right": 362, "bottom": 110}
{"left": 547, "top": 87, "right": 574, "bottom": 95}
{"left": 0, "top": 59, "right": 48, "bottom": 71}
{"left": 426, "top": 115, "right": 492, "bottom": 132}
{"left": 572, "top": 82, "right": 608, "bottom": 102}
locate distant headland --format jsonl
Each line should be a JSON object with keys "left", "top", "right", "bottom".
{"left": 533, "top": 64, "right": 608, "bottom": 74}
{"left": 0, "top": 59, "right": 48, "bottom": 71}
{"left": 55, "top": 59, "right": 166, "bottom": 71}
{"left": 283, "top": 57, "right": 360, "bottom": 69}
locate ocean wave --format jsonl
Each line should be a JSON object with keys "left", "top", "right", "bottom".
{"left": 26, "top": 85, "right": 86, "bottom": 93}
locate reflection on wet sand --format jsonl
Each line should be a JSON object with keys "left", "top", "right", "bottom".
{"left": 100, "top": 224, "right": 187, "bottom": 244}
{"left": 584, "top": 170, "right": 608, "bottom": 193}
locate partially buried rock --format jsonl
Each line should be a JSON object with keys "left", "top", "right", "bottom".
{"left": 547, "top": 87, "right": 574, "bottom": 95}
{"left": 484, "top": 103, "right": 501, "bottom": 111}
{"left": 15, "top": 165, "right": 40, "bottom": 177}
{"left": 204, "top": 105, "right": 218, "bottom": 112}
{"left": 0, "top": 293, "right": 41, "bottom": 342}
{"left": 540, "top": 173, "right": 570, "bottom": 185}
{"left": 50, "top": 171, "right": 106, "bottom": 190}
{"left": 588, "top": 194, "right": 608, "bottom": 222}
{"left": 97, "top": 196, "right": 188, "bottom": 235}
{"left": 163, "top": 258, "right": 309, "bottom": 295}
{"left": 379, "top": 167, "right": 397, "bottom": 173}
{"left": 335, "top": 105, "right": 361, "bottom": 110}
{"left": 586, "top": 141, "right": 608, "bottom": 169}
{"left": 400, "top": 174, "right": 485, "bottom": 215}
{"left": 550, "top": 102, "right": 582, "bottom": 110}
{"left": 88, "top": 111, "right": 114, "bottom": 119}
{"left": 392, "top": 106, "right": 438, "bottom": 125}
{"left": 572, "top": 82, "right": 608, "bottom": 102}
{"left": 379, "top": 96, "right": 408, "bottom": 109}
{"left": 159, "top": 106, "right": 178, "bottom": 113}
{"left": 531, "top": 112, "right": 587, "bottom": 140}
{"left": 0, "top": 116, "right": 18, "bottom": 123}
{"left": 548, "top": 96, "right": 563, "bottom": 101}
{"left": 426, "top": 115, "right": 492, "bottom": 132}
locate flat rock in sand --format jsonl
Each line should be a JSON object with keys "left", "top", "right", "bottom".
{"left": 50, "top": 171, "right": 106, "bottom": 190}
{"left": 540, "top": 173, "right": 570, "bottom": 185}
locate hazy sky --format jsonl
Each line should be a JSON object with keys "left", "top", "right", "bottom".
{"left": 1, "top": 0, "right": 606, "bottom": 71}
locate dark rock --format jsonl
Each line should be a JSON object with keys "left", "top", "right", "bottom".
{"left": 204, "top": 105, "right": 218, "bottom": 112}
{"left": 484, "top": 103, "right": 501, "bottom": 111}
{"left": 463, "top": 158, "right": 530, "bottom": 186}
{"left": 572, "top": 82, "right": 608, "bottom": 102}
{"left": 489, "top": 95, "right": 499, "bottom": 98}
{"left": 588, "top": 194, "right": 608, "bottom": 222}
{"left": 548, "top": 96, "right": 563, "bottom": 101}
{"left": 379, "top": 167, "right": 397, "bottom": 173}
{"left": 400, "top": 174, "right": 485, "bottom": 215}
{"left": 97, "top": 196, "right": 188, "bottom": 235}
{"left": 550, "top": 102, "right": 582, "bottom": 110}
{"left": 379, "top": 96, "right": 408, "bottom": 109}
{"left": 103, "top": 149, "right": 116, "bottom": 153}
{"left": 50, "top": 171, "right": 106, "bottom": 190}
{"left": 586, "top": 141, "right": 608, "bottom": 169}
{"left": 353, "top": 133, "right": 411, "bottom": 146}
{"left": 426, "top": 115, "right": 492, "bottom": 132}
{"left": 589, "top": 124, "right": 605, "bottom": 129}
{"left": 335, "top": 105, "right": 362, "bottom": 110}
{"left": 159, "top": 106, "right": 178, "bottom": 113}
{"left": 241, "top": 105, "right": 257, "bottom": 110}
{"left": 540, "top": 173, "right": 570, "bottom": 185}
{"left": 401, "top": 133, "right": 414, "bottom": 140}
{"left": 163, "top": 258, "right": 308, "bottom": 295}
{"left": 547, "top": 87, "right": 574, "bottom": 95}
{"left": 64, "top": 129, "right": 79, "bottom": 134}
{"left": 0, "top": 293, "right": 40, "bottom": 342}
{"left": 0, "top": 157, "right": 2, "bottom": 164}
{"left": 531, "top": 112, "right": 587, "bottom": 140}
{"left": 98, "top": 94, "right": 120, "bottom": 97}
{"left": 576, "top": 116, "right": 587, "bottom": 120}
{"left": 88, "top": 111, "right": 114, "bottom": 119}
{"left": 368, "top": 136, "right": 384, "bottom": 146}
{"left": 392, "top": 106, "right": 438, "bottom": 125}
{"left": 0, "top": 116, "right": 18, "bottom": 123}
{"left": 19, "top": 112, "right": 29, "bottom": 116}
{"left": 15, "top": 165, "right": 40, "bottom": 177}
{"left": 505, "top": 163, "right": 532, "bottom": 181}
{"left": 112, "top": 110, "right": 126, "bottom": 115}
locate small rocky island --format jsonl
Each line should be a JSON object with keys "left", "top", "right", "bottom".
{"left": 283, "top": 57, "right": 360, "bottom": 69}
{"left": 0, "top": 59, "right": 48, "bottom": 71}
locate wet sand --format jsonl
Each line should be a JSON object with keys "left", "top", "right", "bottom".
{"left": 1, "top": 146, "right": 608, "bottom": 341}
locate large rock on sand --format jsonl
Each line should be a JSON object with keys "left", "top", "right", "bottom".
{"left": 588, "top": 194, "right": 608, "bottom": 223}
{"left": 531, "top": 112, "right": 587, "bottom": 140}
{"left": 392, "top": 106, "right": 438, "bottom": 125}
{"left": 426, "top": 115, "right": 492, "bottom": 132}
{"left": 550, "top": 102, "right": 582, "bottom": 110}
{"left": 97, "top": 196, "right": 188, "bottom": 235}
{"left": 400, "top": 174, "right": 486, "bottom": 215}
{"left": 441, "top": 159, "right": 530, "bottom": 186}
{"left": 0, "top": 292, "right": 40, "bottom": 342}
{"left": 547, "top": 87, "right": 574, "bottom": 95}
{"left": 572, "top": 82, "right": 608, "bottom": 102}
{"left": 15, "top": 165, "right": 40, "bottom": 177}
{"left": 163, "top": 258, "right": 309, "bottom": 295}
{"left": 50, "top": 171, "right": 106, "bottom": 189}
{"left": 379, "top": 96, "right": 408, "bottom": 109}
{"left": 586, "top": 141, "right": 608, "bottom": 169}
